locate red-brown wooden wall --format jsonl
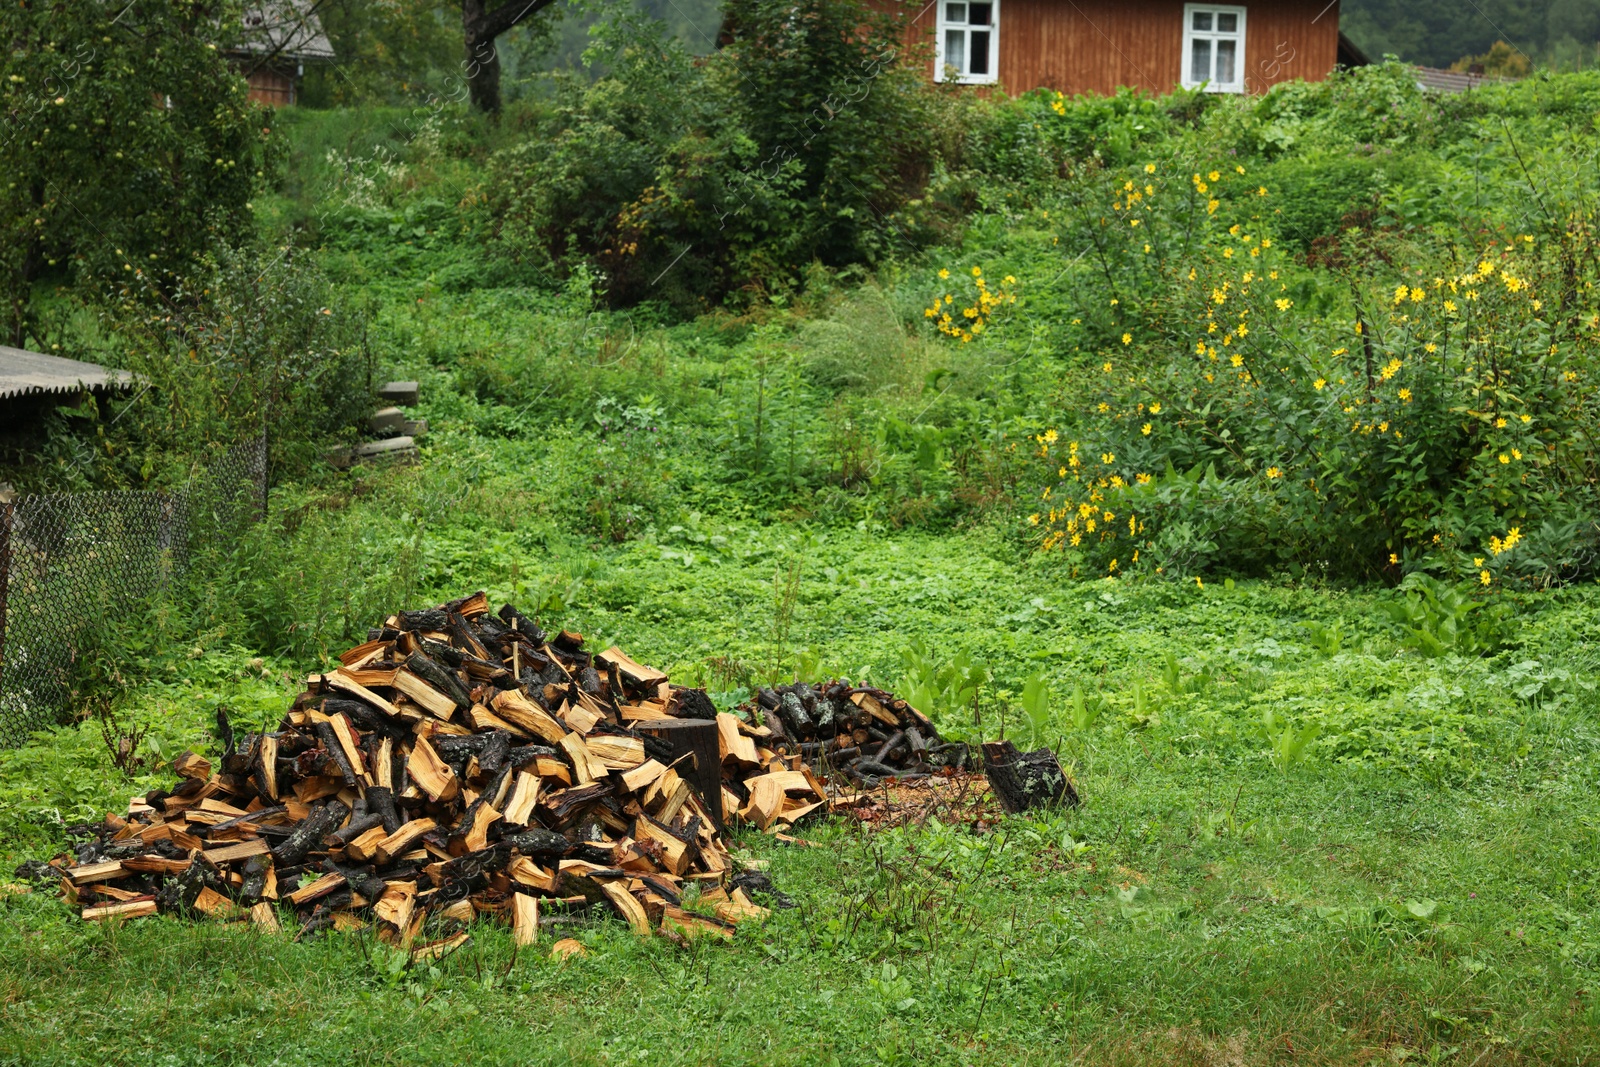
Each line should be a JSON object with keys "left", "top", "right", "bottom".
{"left": 894, "top": 0, "right": 1340, "bottom": 96}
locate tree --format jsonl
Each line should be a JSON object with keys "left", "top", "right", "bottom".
{"left": 0, "top": 1, "right": 265, "bottom": 346}
{"left": 461, "top": 0, "right": 561, "bottom": 112}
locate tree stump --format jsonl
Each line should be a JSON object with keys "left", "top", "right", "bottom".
{"left": 981, "top": 740, "right": 1079, "bottom": 813}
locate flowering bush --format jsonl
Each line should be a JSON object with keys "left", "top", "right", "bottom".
{"left": 921, "top": 265, "right": 1016, "bottom": 342}
{"left": 1029, "top": 159, "right": 1600, "bottom": 586}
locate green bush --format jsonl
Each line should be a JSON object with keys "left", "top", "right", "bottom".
{"left": 1026, "top": 155, "right": 1600, "bottom": 586}
{"left": 484, "top": 0, "right": 941, "bottom": 309}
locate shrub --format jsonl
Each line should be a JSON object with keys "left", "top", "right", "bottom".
{"left": 1026, "top": 157, "right": 1600, "bottom": 586}
{"left": 484, "top": 0, "right": 940, "bottom": 309}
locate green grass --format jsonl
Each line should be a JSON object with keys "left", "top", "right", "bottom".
{"left": 9, "top": 80, "right": 1600, "bottom": 1064}
{"left": 3, "top": 508, "right": 1600, "bottom": 1063}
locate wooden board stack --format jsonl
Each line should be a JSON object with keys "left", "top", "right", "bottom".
{"left": 42, "top": 593, "right": 776, "bottom": 946}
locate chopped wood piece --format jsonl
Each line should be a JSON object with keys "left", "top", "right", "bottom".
{"left": 201, "top": 839, "right": 271, "bottom": 864}
{"left": 410, "top": 932, "right": 469, "bottom": 961}
{"left": 393, "top": 669, "right": 458, "bottom": 720}
{"left": 550, "top": 937, "right": 588, "bottom": 960}
{"left": 407, "top": 736, "right": 460, "bottom": 803}
{"left": 83, "top": 899, "right": 157, "bottom": 922}
{"left": 512, "top": 893, "right": 539, "bottom": 946}
{"left": 285, "top": 873, "right": 347, "bottom": 907}
{"left": 586, "top": 735, "right": 646, "bottom": 770}
{"left": 325, "top": 670, "right": 400, "bottom": 717}
{"left": 491, "top": 689, "right": 567, "bottom": 744}
{"left": 620, "top": 759, "right": 667, "bottom": 792}
{"left": 342, "top": 824, "right": 391, "bottom": 863}
{"left": 501, "top": 771, "right": 541, "bottom": 826}
{"left": 373, "top": 818, "right": 438, "bottom": 865}
{"left": 716, "top": 713, "right": 760, "bottom": 767}
{"left": 741, "top": 775, "right": 785, "bottom": 831}
{"left": 599, "top": 882, "right": 651, "bottom": 936}
{"left": 596, "top": 646, "right": 668, "bottom": 688}
{"left": 173, "top": 751, "right": 212, "bottom": 780}
{"left": 250, "top": 902, "right": 281, "bottom": 931}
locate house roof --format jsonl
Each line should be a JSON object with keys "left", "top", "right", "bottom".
{"left": 1412, "top": 66, "right": 1506, "bottom": 93}
{"left": 233, "top": 1, "right": 336, "bottom": 62}
{"left": 0, "top": 347, "right": 135, "bottom": 401}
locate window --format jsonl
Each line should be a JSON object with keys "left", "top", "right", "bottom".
{"left": 936, "top": 0, "right": 998, "bottom": 85}
{"left": 1182, "top": 4, "right": 1246, "bottom": 93}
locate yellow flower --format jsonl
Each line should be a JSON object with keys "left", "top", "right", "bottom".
{"left": 971, "top": 266, "right": 982, "bottom": 277}
{"left": 1314, "top": 378, "right": 1326, "bottom": 390}
{"left": 1230, "top": 354, "right": 1243, "bottom": 368}
{"left": 1097, "top": 402, "right": 1109, "bottom": 412}
{"left": 1398, "top": 388, "right": 1412, "bottom": 402}
{"left": 1028, "top": 514, "right": 1040, "bottom": 525}
{"left": 1145, "top": 162, "right": 1156, "bottom": 173}
{"left": 1498, "top": 454, "right": 1510, "bottom": 464}
{"left": 1474, "top": 557, "right": 1484, "bottom": 567}
{"left": 1389, "top": 553, "right": 1399, "bottom": 565}
{"left": 1512, "top": 449, "right": 1522, "bottom": 460}
{"left": 1044, "top": 429, "right": 1058, "bottom": 443}
{"left": 1258, "top": 186, "right": 1268, "bottom": 196}
{"left": 938, "top": 268, "right": 949, "bottom": 279}
{"left": 1207, "top": 199, "right": 1220, "bottom": 214}
{"left": 1275, "top": 298, "right": 1293, "bottom": 311}
{"left": 1121, "top": 333, "right": 1132, "bottom": 345}
{"left": 1235, "top": 165, "right": 1246, "bottom": 174}
{"left": 1424, "top": 342, "right": 1437, "bottom": 354}
{"left": 1480, "top": 570, "right": 1492, "bottom": 586}
{"left": 1495, "top": 417, "right": 1506, "bottom": 428}
{"left": 1208, "top": 170, "right": 1220, "bottom": 182}
{"left": 1148, "top": 402, "right": 1161, "bottom": 414}
{"left": 1102, "top": 361, "right": 1113, "bottom": 373}
{"left": 1195, "top": 576, "right": 1204, "bottom": 589}
{"left": 1101, "top": 452, "right": 1115, "bottom": 464}
{"left": 1141, "top": 423, "right": 1152, "bottom": 435}
{"left": 1266, "top": 467, "right": 1282, "bottom": 478}
{"left": 1444, "top": 300, "right": 1458, "bottom": 313}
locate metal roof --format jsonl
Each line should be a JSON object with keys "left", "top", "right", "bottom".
{"left": 0, "top": 346, "right": 135, "bottom": 401}
{"left": 1413, "top": 66, "right": 1505, "bottom": 94}
{"left": 233, "top": 1, "right": 336, "bottom": 62}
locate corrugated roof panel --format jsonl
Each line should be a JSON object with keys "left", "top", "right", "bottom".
{"left": 0, "top": 346, "right": 135, "bottom": 401}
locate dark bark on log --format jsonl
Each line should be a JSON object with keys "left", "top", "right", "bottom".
{"left": 313, "top": 722, "right": 359, "bottom": 786}
{"left": 981, "top": 741, "right": 1078, "bottom": 813}
{"left": 365, "top": 785, "right": 401, "bottom": 834}
{"left": 406, "top": 651, "right": 472, "bottom": 709}
{"left": 272, "top": 800, "right": 349, "bottom": 867}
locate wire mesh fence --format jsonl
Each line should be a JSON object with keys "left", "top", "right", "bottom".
{"left": 0, "top": 434, "right": 268, "bottom": 747}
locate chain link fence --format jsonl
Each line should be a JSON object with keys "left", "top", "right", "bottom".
{"left": 0, "top": 434, "right": 268, "bottom": 747}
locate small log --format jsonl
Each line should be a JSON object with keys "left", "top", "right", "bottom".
{"left": 980, "top": 740, "right": 1078, "bottom": 814}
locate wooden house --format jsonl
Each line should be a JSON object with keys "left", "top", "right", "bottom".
{"left": 906, "top": 0, "right": 1366, "bottom": 96}
{"left": 228, "top": 1, "right": 335, "bottom": 106}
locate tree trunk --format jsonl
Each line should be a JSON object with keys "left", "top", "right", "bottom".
{"left": 461, "top": 0, "right": 560, "bottom": 113}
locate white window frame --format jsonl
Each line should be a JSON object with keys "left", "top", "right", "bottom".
{"left": 1181, "top": 4, "right": 1247, "bottom": 93}
{"left": 934, "top": 0, "right": 1000, "bottom": 85}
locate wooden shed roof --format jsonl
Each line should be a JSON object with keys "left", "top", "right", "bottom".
{"left": 0, "top": 346, "right": 135, "bottom": 401}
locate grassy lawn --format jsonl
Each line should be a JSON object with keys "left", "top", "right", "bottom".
{"left": 7, "top": 75, "right": 1600, "bottom": 1064}
{"left": 2, "top": 509, "right": 1598, "bottom": 1064}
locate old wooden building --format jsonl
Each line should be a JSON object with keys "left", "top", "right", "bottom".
{"left": 228, "top": 0, "right": 336, "bottom": 107}
{"left": 907, "top": 0, "right": 1363, "bottom": 96}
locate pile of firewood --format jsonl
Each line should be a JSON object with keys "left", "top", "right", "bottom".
{"left": 34, "top": 593, "right": 795, "bottom": 947}
{"left": 740, "top": 682, "right": 970, "bottom": 788}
